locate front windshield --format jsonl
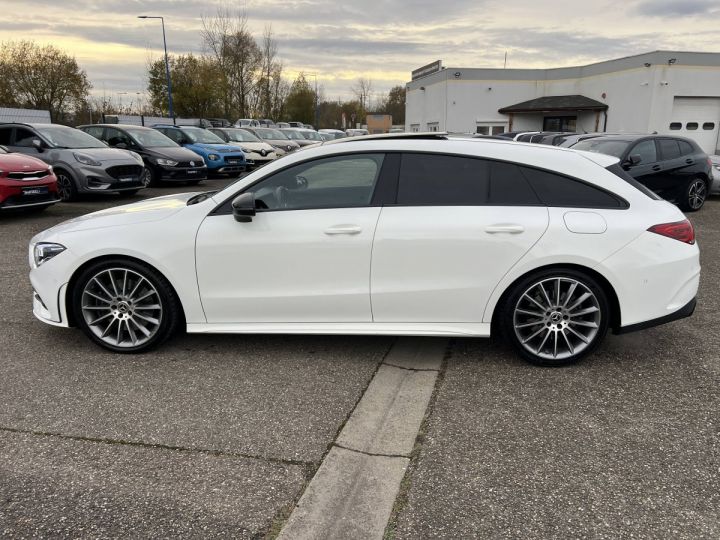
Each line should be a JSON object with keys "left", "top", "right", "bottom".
{"left": 35, "top": 125, "right": 106, "bottom": 149}
{"left": 281, "top": 130, "right": 306, "bottom": 140}
{"left": 182, "top": 127, "right": 225, "bottom": 144}
{"left": 302, "top": 131, "right": 323, "bottom": 141}
{"left": 255, "top": 128, "right": 288, "bottom": 140}
{"left": 225, "top": 129, "right": 261, "bottom": 143}
{"left": 572, "top": 139, "right": 629, "bottom": 158}
{"left": 127, "top": 128, "right": 178, "bottom": 148}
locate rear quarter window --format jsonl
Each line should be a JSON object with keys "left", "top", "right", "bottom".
{"left": 605, "top": 163, "right": 661, "bottom": 200}
{"left": 520, "top": 166, "right": 626, "bottom": 208}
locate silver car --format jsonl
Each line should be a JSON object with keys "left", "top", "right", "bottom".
{"left": 1, "top": 123, "right": 146, "bottom": 201}
{"left": 710, "top": 155, "right": 720, "bottom": 195}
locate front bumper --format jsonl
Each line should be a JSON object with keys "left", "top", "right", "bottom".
{"left": 158, "top": 164, "right": 209, "bottom": 182}
{"left": 1, "top": 180, "right": 60, "bottom": 210}
{"left": 74, "top": 162, "right": 146, "bottom": 193}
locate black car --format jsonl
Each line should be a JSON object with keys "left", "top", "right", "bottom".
{"left": 573, "top": 134, "right": 712, "bottom": 211}
{"left": 78, "top": 124, "right": 208, "bottom": 187}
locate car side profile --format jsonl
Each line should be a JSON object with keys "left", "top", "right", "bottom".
{"left": 29, "top": 135, "right": 699, "bottom": 367}
{"left": 572, "top": 134, "right": 712, "bottom": 211}
{"left": 0, "top": 123, "right": 146, "bottom": 201}
{"left": 78, "top": 124, "right": 208, "bottom": 187}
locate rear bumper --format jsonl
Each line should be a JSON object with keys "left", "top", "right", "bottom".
{"left": 615, "top": 297, "right": 696, "bottom": 334}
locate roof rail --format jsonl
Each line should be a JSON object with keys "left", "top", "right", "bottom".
{"left": 324, "top": 131, "right": 449, "bottom": 144}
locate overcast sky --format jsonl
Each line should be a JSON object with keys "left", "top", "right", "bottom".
{"left": 2, "top": 0, "right": 719, "bottom": 106}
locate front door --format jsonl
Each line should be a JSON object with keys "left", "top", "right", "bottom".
{"left": 195, "top": 153, "right": 386, "bottom": 323}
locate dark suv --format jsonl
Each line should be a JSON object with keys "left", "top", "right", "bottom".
{"left": 573, "top": 135, "right": 712, "bottom": 211}
{"left": 78, "top": 124, "right": 207, "bottom": 187}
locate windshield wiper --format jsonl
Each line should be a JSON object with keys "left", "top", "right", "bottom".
{"left": 187, "top": 191, "right": 218, "bottom": 205}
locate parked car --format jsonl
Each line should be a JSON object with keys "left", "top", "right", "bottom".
{"left": 234, "top": 119, "right": 260, "bottom": 128}
{"left": 29, "top": 135, "right": 698, "bottom": 367}
{"left": 207, "top": 118, "right": 233, "bottom": 128}
{"left": 276, "top": 122, "right": 291, "bottom": 128}
{"left": 208, "top": 127, "right": 278, "bottom": 169}
{"left": 278, "top": 128, "right": 318, "bottom": 148}
{"left": 346, "top": 128, "right": 369, "bottom": 137}
{"left": 539, "top": 133, "right": 578, "bottom": 146}
{"left": 302, "top": 124, "right": 314, "bottom": 130}
{"left": 240, "top": 127, "right": 300, "bottom": 154}
{"left": 0, "top": 145, "right": 59, "bottom": 212}
{"left": 318, "top": 132, "right": 335, "bottom": 141}
{"left": 572, "top": 134, "right": 713, "bottom": 211}
{"left": 318, "top": 129, "right": 346, "bottom": 140}
{"left": 297, "top": 129, "right": 324, "bottom": 144}
{"left": 152, "top": 125, "right": 248, "bottom": 176}
{"left": 78, "top": 124, "right": 207, "bottom": 186}
{"left": 257, "top": 119, "right": 275, "bottom": 127}
{"left": 709, "top": 155, "right": 720, "bottom": 195}
{"left": 0, "top": 123, "right": 146, "bottom": 201}
{"left": 287, "top": 121, "right": 304, "bottom": 128}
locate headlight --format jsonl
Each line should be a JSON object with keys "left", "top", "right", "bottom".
{"left": 240, "top": 147, "right": 253, "bottom": 153}
{"left": 33, "top": 242, "right": 66, "bottom": 267}
{"left": 73, "top": 153, "right": 102, "bottom": 167}
{"left": 156, "top": 158, "right": 179, "bottom": 166}
{"left": 207, "top": 154, "right": 220, "bottom": 161}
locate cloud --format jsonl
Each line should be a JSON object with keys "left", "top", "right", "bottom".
{"left": 635, "top": 0, "right": 717, "bottom": 17}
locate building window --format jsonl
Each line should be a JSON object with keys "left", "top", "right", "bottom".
{"left": 686, "top": 122, "right": 698, "bottom": 130}
{"left": 427, "top": 122, "right": 439, "bottom": 132}
{"left": 410, "top": 124, "right": 420, "bottom": 133}
{"left": 669, "top": 122, "right": 681, "bottom": 130}
{"left": 543, "top": 116, "right": 576, "bottom": 132}
{"left": 703, "top": 122, "right": 715, "bottom": 130}
{"left": 476, "top": 124, "right": 506, "bottom": 136}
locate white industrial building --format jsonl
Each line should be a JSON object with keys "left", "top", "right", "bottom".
{"left": 405, "top": 51, "right": 720, "bottom": 154}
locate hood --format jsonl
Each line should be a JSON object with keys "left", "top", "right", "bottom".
{"left": 224, "top": 141, "right": 275, "bottom": 153}
{"left": 38, "top": 193, "right": 198, "bottom": 236}
{"left": 0, "top": 152, "right": 50, "bottom": 172}
{"left": 190, "top": 143, "right": 243, "bottom": 153}
{"left": 148, "top": 146, "right": 204, "bottom": 161}
{"left": 68, "top": 147, "right": 140, "bottom": 162}
{"left": 268, "top": 140, "right": 300, "bottom": 150}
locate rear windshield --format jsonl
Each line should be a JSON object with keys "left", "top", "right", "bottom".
{"left": 605, "top": 163, "right": 661, "bottom": 200}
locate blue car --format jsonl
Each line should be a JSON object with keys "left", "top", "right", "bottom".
{"left": 152, "top": 125, "right": 250, "bottom": 175}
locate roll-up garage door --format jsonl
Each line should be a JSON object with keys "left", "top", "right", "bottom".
{"left": 669, "top": 97, "right": 720, "bottom": 154}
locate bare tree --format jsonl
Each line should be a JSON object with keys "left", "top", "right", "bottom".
{"left": 351, "top": 78, "right": 373, "bottom": 112}
{"left": 201, "top": 6, "right": 262, "bottom": 119}
{"left": 257, "top": 25, "right": 279, "bottom": 119}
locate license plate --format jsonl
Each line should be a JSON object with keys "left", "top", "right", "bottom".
{"left": 119, "top": 176, "right": 136, "bottom": 182}
{"left": 186, "top": 170, "right": 198, "bottom": 175}
{"left": 226, "top": 159, "right": 239, "bottom": 164}
{"left": 22, "top": 187, "right": 48, "bottom": 196}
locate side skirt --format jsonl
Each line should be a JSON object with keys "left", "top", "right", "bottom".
{"left": 186, "top": 322, "right": 491, "bottom": 337}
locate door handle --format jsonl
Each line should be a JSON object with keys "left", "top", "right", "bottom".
{"left": 324, "top": 225, "right": 362, "bottom": 235}
{"left": 652, "top": 165, "right": 661, "bottom": 171}
{"left": 685, "top": 159, "right": 694, "bottom": 165}
{"left": 485, "top": 224, "right": 525, "bottom": 234}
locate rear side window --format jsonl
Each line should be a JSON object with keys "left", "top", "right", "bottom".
{"left": 658, "top": 139, "right": 681, "bottom": 160}
{"left": 488, "top": 161, "right": 541, "bottom": 205}
{"left": 678, "top": 140, "right": 694, "bottom": 155}
{"left": 398, "top": 153, "right": 489, "bottom": 205}
{"left": 520, "top": 166, "right": 625, "bottom": 208}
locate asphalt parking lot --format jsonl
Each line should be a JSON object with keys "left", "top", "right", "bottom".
{"left": 1, "top": 180, "right": 718, "bottom": 538}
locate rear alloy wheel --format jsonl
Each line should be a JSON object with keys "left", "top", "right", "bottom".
{"left": 72, "top": 259, "right": 181, "bottom": 353}
{"left": 682, "top": 178, "right": 707, "bottom": 212}
{"left": 503, "top": 270, "right": 610, "bottom": 366}
{"left": 55, "top": 169, "right": 77, "bottom": 201}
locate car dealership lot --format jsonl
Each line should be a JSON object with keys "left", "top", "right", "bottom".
{"left": 1, "top": 182, "right": 718, "bottom": 537}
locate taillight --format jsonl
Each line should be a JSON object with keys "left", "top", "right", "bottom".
{"left": 647, "top": 220, "right": 695, "bottom": 244}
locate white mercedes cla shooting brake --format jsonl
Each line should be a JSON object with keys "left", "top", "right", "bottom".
{"left": 29, "top": 136, "right": 700, "bottom": 366}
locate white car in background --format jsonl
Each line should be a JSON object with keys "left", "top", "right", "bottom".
{"left": 208, "top": 127, "right": 278, "bottom": 169}
{"left": 28, "top": 134, "right": 699, "bottom": 366}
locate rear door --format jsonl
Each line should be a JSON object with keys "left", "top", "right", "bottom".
{"left": 370, "top": 153, "right": 549, "bottom": 323}
{"left": 656, "top": 138, "right": 693, "bottom": 200}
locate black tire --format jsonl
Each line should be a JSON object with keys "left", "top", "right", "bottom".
{"left": 55, "top": 168, "right": 78, "bottom": 202}
{"left": 71, "top": 258, "right": 182, "bottom": 353}
{"left": 680, "top": 177, "right": 707, "bottom": 212}
{"left": 141, "top": 167, "right": 158, "bottom": 187}
{"left": 500, "top": 268, "right": 610, "bottom": 367}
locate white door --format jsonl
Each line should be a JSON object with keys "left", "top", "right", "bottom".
{"left": 371, "top": 154, "right": 549, "bottom": 323}
{"left": 669, "top": 97, "right": 720, "bottom": 154}
{"left": 196, "top": 153, "right": 385, "bottom": 323}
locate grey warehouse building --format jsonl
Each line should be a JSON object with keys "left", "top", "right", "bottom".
{"left": 405, "top": 51, "right": 720, "bottom": 154}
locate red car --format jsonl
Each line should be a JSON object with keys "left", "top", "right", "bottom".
{"left": 0, "top": 147, "right": 59, "bottom": 212}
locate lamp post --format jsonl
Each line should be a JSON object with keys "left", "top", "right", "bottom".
{"left": 306, "top": 72, "right": 319, "bottom": 128}
{"left": 138, "top": 15, "right": 174, "bottom": 120}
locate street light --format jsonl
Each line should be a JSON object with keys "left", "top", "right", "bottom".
{"left": 306, "top": 72, "right": 319, "bottom": 127}
{"left": 138, "top": 15, "right": 174, "bottom": 119}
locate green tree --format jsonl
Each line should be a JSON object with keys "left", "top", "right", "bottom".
{"left": 340, "top": 100, "right": 364, "bottom": 129}
{"left": 381, "top": 85, "right": 406, "bottom": 125}
{"left": 284, "top": 73, "right": 316, "bottom": 124}
{"left": 0, "top": 40, "right": 91, "bottom": 122}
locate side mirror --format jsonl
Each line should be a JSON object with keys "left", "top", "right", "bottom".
{"left": 32, "top": 138, "right": 44, "bottom": 152}
{"left": 179, "top": 138, "right": 190, "bottom": 145}
{"left": 232, "top": 192, "right": 256, "bottom": 223}
{"left": 115, "top": 142, "right": 127, "bottom": 149}
{"left": 624, "top": 154, "right": 642, "bottom": 167}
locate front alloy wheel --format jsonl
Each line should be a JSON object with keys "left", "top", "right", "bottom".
{"left": 55, "top": 170, "right": 77, "bottom": 201}
{"left": 504, "top": 271, "right": 609, "bottom": 366}
{"left": 72, "top": 260, "right": 181, "bottom": 352}
{"left": 141, "top": 168, "right": 153, "bottom": 187}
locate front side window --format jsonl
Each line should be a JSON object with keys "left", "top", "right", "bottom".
{"left": 83, "top": 126, "right": 104, "bottom": 140}
{"left": 14, "top": 127, "right": 37, "bottom": 146}
{"left": 629, "top": 140, "right": 657, "bottom": 164}
{"left": 34, "top": 126, "right": 106, "bottom": 149}
{"left": 246, "top": 153, "right": 384, "bottom": 211}
{"left": 105, "top": 128, "right": 133, "bottom": 147}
